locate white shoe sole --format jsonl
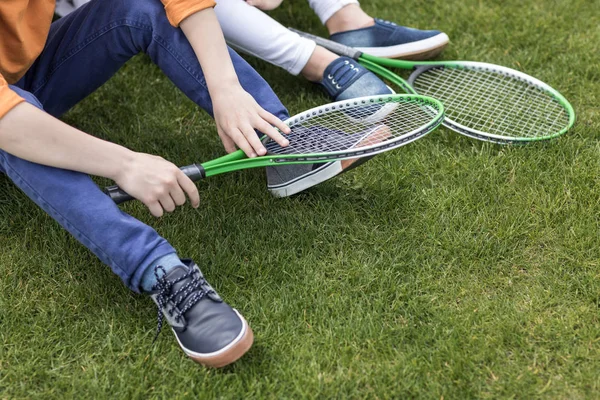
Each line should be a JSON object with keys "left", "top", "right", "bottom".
{"left": 268, "top": 161, "right": 343, "bottom": 198}
{"left": 355, "top": 33, "right": 449, "bottom": 60}
{"left": 174, "top": 309, "right": 253, "bottom": 368}
{"left": 345, "top": 86, "right": 397, "bottom": 125}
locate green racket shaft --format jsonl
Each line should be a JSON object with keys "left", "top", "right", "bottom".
{"left": 289, "top": 28, "right": 575, "bottom": 144}
{"left": 106, "top": 94, "right": 444, "bottom": 204}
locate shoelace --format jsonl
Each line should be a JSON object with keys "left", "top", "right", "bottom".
{"left": 152, "top": 265, "right": 215, "bottom": 342}
{"left": 326, "top": 60, "right": 360, "bottom": 90}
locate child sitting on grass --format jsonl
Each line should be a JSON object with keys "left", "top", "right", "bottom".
{"left": 215, "top": 0, "right": 450, "bottom": 197}
{"left": 54, "top": 0, "right": 450, "bottom": 198}
{"left": 0, "top": 0, "right": 295, "bottom": 368}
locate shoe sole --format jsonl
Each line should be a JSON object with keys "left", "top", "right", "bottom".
{"left": 340, "top": 124, "right": 392, "bottom": 169}
{"left": 176, "top": 310, "right": 254, "bottom": 368}
{"left": 268, "top": 161, "right": 344, "bottom": 197}
{"left": 344, "top": 86, "right": 397, "bottom": 125}
{"left": 355, "top": 33, "right": 449, "bottom": 60}
{"left": 269, "top": 125, "right": 391, "bottom": 197}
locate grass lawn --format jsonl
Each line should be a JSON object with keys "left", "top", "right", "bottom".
{"left": 1, "top": 0, "right": 599, "bottom": 398}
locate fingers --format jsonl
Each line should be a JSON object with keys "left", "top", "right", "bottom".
{"left": 143, "top": 169, "right": 195, "bottom": 217}
{"left": 177, "top": 171, "right": 200, "bottom": 208}
{"left": 169, "top": 183, "right": 187, "bottom": 207}
{"left": 227, "top": 128, "right": 257, "bottom": 158}
{"left": 144, "top": 182, "right": 195, "bottom": 217}
{"left": 145, "top": 201, "right": 164, "bottom": 218}
{"left": 255, "top": 119, "right": 289, "bottom": 149}
{"left": 159, "top": 194, "right": 176, "bottom": 214}
{"left": 240, "top": 124, "right": 268, "bottom": 156}
{"left": 220, "top": 125, "right": 260, "bottom": 158}
{"left": 260, "top": 109, "right": 291, "bottom": 135}
{"left": 219, "top": 131, "right": 238, "bottom": 154}
{"left": 257, "top": 111, "right": 290, "bottom": 148}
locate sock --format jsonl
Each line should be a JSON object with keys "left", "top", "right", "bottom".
{"left": 140, "top": 252, "right": 184, "bottom": 292}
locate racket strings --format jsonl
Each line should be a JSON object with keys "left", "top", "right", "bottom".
{"left": 411, "top": 67, "right": 570, "bottom": 138}
{"left": 417, "top": 70, "right": 546, "bottom": 134}
{"left": 264, "top": 100, "right": 438, "bottom": 155}
{"left": 422, "top": 70, "right": 560, "bottom": 136}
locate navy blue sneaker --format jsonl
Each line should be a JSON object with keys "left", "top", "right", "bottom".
{"left": 149, "top": 260, "right": 253, "bottom": 368}
{"left": 320, "top": 56, "right": 398, "bottom": 123}
{"left": 266, "top": 124, "right": 392, "bottom": 197}
{"left": 266, "top": 57, "right": 395, "bottom": 198}
{"left": 320, "top": 56, "right": 393, "bottom": 101}
{"left": 330, "top": 19, "right": 449, "bottom": 60}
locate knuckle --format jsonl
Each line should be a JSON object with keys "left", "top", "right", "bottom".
{"left": 142, "top": 194, "right": 155, "bottom": 204}
{"left": 166, "top": 177, "right": 177, "bottom": 187}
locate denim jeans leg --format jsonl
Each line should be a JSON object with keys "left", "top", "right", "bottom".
{"left": 8, "top": 0, "right": 289, "bottom": 290}
{"left": 1, "top": 86, "right": 176, "bottom": 292}
{"left": 18, "top": 0, "right": 289, "bottom": 121}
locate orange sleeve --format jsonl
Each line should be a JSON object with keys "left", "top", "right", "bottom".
{"left": 0, "top": 73, "right": 25, "bottom": 120}
{"left": 160, "top": 0, "right": 217, "bottom": 27}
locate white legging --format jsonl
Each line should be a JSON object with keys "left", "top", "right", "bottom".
{"left": 214, "top": 0, "right": 359, "bottom": 75}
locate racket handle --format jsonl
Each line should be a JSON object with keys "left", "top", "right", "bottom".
{"left": 288, "top": 28, "right": 363, "bottom": 60}
{"left": 104, "top": 163, "right": 205, "bottom": 204}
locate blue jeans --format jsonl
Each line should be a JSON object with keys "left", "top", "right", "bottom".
{"left": 0, "top": 0, "right": 289, "bottom": 292}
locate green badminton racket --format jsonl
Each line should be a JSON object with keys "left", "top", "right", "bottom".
{"left": 290, "top": 28, "right": 575, "bottom": 144}
{"left": 105, "top": 94, "right": 444, "bottom": 204}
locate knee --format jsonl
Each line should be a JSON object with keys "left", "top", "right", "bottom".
{"left": 101, "top": 0, "right": 165, "bottom": 23}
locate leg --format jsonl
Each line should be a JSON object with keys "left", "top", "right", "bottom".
{"left": 19, "top": 0, "right": 288, "bottom": 120}
{"left": 209, "top": 0, "right": 391, "bottom": 197}
{"left": 307, "top": 0, "right": 364, "bottom": 30}
{"left": 308, "top": 0, "right": 449, "bottom": 60}
{"left": 214, "top": 0, "right": 318, "bottom": 76}
{"left": 2, "top": 86, "right": 176, "bottom": 292}
{"left": 10, "top": 1, "right": 257, "bottom": 366}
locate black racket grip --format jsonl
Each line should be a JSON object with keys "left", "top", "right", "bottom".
{"left": 105, "top": 163, "right": 205, "bottom": 204}
{"left": 288, "top": 27, "right": 363, "bottom": 60}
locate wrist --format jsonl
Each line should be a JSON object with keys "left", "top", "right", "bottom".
{"left": 206, "top": 75, "right": 240, "bottom": 95}
{"left": 108, "top": 146, "right": 137, "bottom": 182}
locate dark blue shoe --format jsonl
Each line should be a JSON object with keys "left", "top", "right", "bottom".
{"left": 321, "top": 56, "right": 398, "bottom": 123}
{"left": 320, "top": 56, "right": 393, "bottom": 101}
{"left": 330, "top": 19, "right": 449, "bottom": 60}
{"left": 266, "top": 124, "right": 392, "bottom": 197}
{"left": 265, "top": 58, "right": 396, "bottom": 198}
{"left": 149, "top": 260, "right": 253, "bottom": 368}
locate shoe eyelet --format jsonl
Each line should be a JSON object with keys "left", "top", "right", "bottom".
{"left": 327, "top": 74, "right": 333, "bottom": 79}
{"left": 331, "top": 79, "right": 337, "bottom": 85}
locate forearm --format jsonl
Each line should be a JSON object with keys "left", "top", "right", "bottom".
{"left": 180, "top": 8, "right": 238, "bottom": 93}
{"left": 0, "top": 103, "right": 132, "bottom": 180}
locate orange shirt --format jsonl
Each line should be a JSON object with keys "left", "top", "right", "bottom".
{"left": 0, "top": 0, "right": 215, "bottom": 119}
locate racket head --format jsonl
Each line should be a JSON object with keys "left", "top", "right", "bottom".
{"left": 406, "top": 62, "right": 575, "bottom": 143}
{"left": 262, "top": 94, "right": 444, "bottom": 163}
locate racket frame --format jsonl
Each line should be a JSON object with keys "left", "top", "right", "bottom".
{"left": 289, "top": 28, "right": 576, "bottom": 144}
{"left": 106, "top": 94, "right": 444, "bottom": 203}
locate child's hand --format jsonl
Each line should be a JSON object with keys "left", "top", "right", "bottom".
{"left": 245, "top": 0, "right": 283, "bottom": 11}
{"left": 115, "top": 152, "right": 200, "bottom": 217}
{"left": 211, "top": 84, "right": 290, "bottom": 157}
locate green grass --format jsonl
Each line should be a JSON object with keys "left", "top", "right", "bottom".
{"left": 1, "top": 0, "right": 599, "bottom": 398}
